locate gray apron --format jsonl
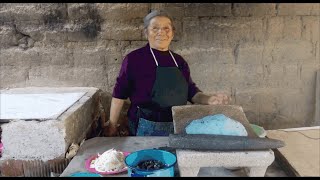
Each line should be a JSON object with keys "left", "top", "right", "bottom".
{"left": 134, "top": 47, "right": 188, "bottom": 136}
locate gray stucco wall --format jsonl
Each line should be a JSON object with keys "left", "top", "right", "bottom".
{"left": 0, "top": 3, "right": 319, "bottom": 129}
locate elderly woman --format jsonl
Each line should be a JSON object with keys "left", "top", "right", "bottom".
{"left": 106, "top": 10, "right": 230, "bottom": 136}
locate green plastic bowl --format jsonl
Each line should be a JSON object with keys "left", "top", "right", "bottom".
{"left": 250, "top": 124, "right": 267, "bottom": 138}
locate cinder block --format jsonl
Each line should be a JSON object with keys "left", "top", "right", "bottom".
{"left": 0, "top": 10, "right": 14, "bottom": 23}
{"left": 67, "top": 3, "right": 93, "bottom": 21}
{"left": 205, "top": 47, "right": 234, "bottom": 64}
{"left": 282, "top": 16, "right": 302, "bottom": 40}
{"left": 104, "top": 49, "right": 122, "bottom": 66}
{"left": 266, "top": 17, "right": 284, "bottom": 41}
{"left": 262, "top": 64, "right": 284, "bottom": 87}
{"left": 77, "top": 67, "right": 108, "bottom": 85}
{"left": 100, "top": 20, "right": 143, "bottom": 41}
{"left": 270, "top": 40, "right": 314, "bottom": 63}
{"left": 248, "top": 18, "right": 265, "bottom": 43}
{"left": 96, "top": 3, "right": 149, "bottom": 21}
{"left": 187, "top": 62, "right": 235, "bottom": 92}
{"left": 300, "top": 64, "right": 319, "bottom": 87}
{"left": 72, "top": 48, "right": 105, "bottom": 67}
{"left": 43, "top": 31, "right": 67, "bottom": 44}
{"left": 278, "top": 3, "right": 320, "bottom": 16}
{"left": 248, "top": 88, "right": 312, "bottom": 129}
{"left": 261, "top": 64, "right": 300, "bottom": 89}
{"left": 181, "top": 17, "right": 201, "bottom": 46}
{"left": 161, "top": 5, "right": 185, "bottom": 18}
{"left": 8, "top": 5, "right": 44, "bottom": 22}
{"left": 66, "top": 23, "right": 101, "bottom": 42}
{"left": 237, "top": 43, "right": 264, "bottom": 64}
{"left": 39, "top": 48, "right": 73, "bottom": 66}
{"left": 175, "top": 47, "right": 234, "bottom": 65}
{"left": 234, "top": 89, "right": 260, "bottom": 116}
{"left": 196, "top": 17, "right": 264, "bottom": 47}
{"left": 232, "top": 64, "right": 263, "bottom": 88}
{"left": 172, "top": 21, "right": 182, "bottom": 41}
{"left": 0, "top": 25, "right": 18, "bottom": 49}
{"left": 233, "top": 3, "right": 276, "bottom": 17}
{"left": 10, "top": 4, "right": 67, "bottom": 23}
{"left": 13, "top": 20, "right": 45, "bottom": 40}
{"left": 0, "top": 22, "right": 43, "bottom": 49}
{"left": 107, "top": 64, "right": 121, "bottom": 88}
{"left": 0, "top": 65, "right": 29, "bottom": 87}
{"left": 301, "top": 16, "right": 320, "bottom": 43}
{"left": 184, "top": 3, "right": 232, "bottom": 17}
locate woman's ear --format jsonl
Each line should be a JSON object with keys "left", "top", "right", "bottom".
{"left": 143, "top": 29, "right": 148, "bottom": 39}
{"left": 144, "top": 29, "right": 148, "bottom": 39}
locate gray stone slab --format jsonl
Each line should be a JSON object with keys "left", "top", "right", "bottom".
{"left": 169, "top": 134, "right": 285, "bottom": 150}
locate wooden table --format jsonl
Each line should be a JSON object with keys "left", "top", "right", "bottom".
{"left": 267, "top": 127, "right": 320, "bottom": 177}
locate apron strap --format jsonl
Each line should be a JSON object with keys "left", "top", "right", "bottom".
{"left": 150, "top": 47, "right": 179, "bottom": 68}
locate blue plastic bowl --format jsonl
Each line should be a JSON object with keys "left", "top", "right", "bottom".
{"left": 69, "top": 172, "right": 102, "bottom": 177}
{"left": 125, "top": 149, "right": 176, "bottom": 177}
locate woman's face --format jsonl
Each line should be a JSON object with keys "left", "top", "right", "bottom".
{"left": 146, "top": 16, "right": 174, "bottom": 51}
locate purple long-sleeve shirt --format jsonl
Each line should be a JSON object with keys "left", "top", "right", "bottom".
{"left": 112, "top": 43, "right": 201, "bottom": 122}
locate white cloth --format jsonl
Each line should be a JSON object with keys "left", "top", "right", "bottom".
{"left": 0, "top": 92, "right": 85, "bottom": 120}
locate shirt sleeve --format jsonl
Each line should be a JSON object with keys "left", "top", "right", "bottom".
{"left": 181, "top": 60, "right": 202, "bottom": 103}
{"left": 112, "top": 55, "right": 131, "bottom": 99}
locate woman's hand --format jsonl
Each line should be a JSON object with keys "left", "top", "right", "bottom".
{"left": 103, "top": 122, "right": 119, "bottom": 137}
{"left": 207, "top": 93, "right": 231, "bottom": 105}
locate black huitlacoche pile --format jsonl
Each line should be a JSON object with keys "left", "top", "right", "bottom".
{"left": 136, "top": 159, "right": 166, "bottom": 170}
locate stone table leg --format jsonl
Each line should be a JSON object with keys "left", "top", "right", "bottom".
{"left": 178, "top": 166, "right": 200, "bottom": 177}
{"left": 245, "top": 166, "right": 268, "bottom": 177}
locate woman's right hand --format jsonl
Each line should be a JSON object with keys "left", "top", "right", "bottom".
{"left": 104, "top": 122, "right": 119, "bottom": 137}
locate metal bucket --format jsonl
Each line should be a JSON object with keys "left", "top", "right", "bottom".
{"left": 125, "top": 149, "right": 176, "bottom": 177}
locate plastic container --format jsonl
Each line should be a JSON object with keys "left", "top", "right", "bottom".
{"left": 125, "top": 149, "right": 176, "bottom": 177}
{"left": 69, "top": 172, "right": 102, "bottom": 177}
{"left": 250, "top": 124, "right": 267, "bottom": 138}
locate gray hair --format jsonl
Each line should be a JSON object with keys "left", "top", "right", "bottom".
{"left": 143, "top": 10, "right": 175, "bottom": 31}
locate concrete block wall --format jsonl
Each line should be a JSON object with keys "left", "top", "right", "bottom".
{"left": 0, "top": 3, "right": 319, "bottom": 129}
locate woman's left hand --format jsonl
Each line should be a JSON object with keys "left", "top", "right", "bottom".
{"left": 207, "top": 93, "right": 231, "bottom": 105}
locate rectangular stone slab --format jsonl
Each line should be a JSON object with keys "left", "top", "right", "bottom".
{"left": 168, "top": 134, "right": 285, "bottom": 150}
{"left": 172, "top": 105, "right": 257, "bottom": 137}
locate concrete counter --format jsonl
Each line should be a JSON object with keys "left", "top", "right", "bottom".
{"left": 60, "top": 136, "right": 287, "bottom": 177}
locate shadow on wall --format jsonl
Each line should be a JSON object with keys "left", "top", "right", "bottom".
{"left": 42, "top": 4, "right": 102, "bottom": 39}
